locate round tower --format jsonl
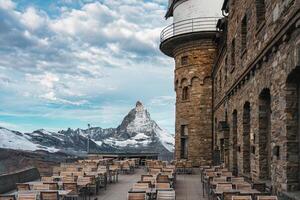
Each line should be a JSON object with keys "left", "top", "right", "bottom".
{"left": 160, "top": 0, "right": 220, "bottom": 166}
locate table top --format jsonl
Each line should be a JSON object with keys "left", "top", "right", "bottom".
{"left": 13, "top": 190, "right": 72, "bottom": 196}
{"left": 212, "top": 189, "right": 261, "bottom": 195}
{"left": 25, "top": 181, "right": 90, "bottom": 187}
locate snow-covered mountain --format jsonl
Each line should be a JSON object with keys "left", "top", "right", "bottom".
{"left": 0, "top": 101, "right": 174, "bottom": 157}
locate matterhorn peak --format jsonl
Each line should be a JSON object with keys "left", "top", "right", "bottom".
{"left": 136, "top": 101, "right": 143, "bottom": 108}
{"left": 135, "top": 101, "right": 145, "bottom": 112}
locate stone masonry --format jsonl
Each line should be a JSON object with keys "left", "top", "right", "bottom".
{"left": 213, "top": 0, "right": 300, "bottom": 193}
{"left": 160, "top": 0, "right": 300, "bottom": 194}
{"left": 174, "top": 40, "right": 217, "bottom": 166}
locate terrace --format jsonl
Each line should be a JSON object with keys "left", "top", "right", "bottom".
{"left": 0, "top": 158, "right": 278, "bottom": 200}
{"left": 0, "top": 158, "right": 207, "bottom": 200}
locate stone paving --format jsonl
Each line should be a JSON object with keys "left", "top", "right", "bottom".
{"left": 94, "top": 168, "right": 207, "bottom": 200}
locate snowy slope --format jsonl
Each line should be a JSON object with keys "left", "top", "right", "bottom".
{"left": 0, "top": 127, "right": 58, "bottom": 152}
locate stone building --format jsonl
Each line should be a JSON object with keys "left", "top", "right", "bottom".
{"left": 160, "top": 0, "right": 300, "bottom": 194}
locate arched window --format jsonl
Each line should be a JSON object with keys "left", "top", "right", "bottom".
{"left": 232, "top": 110, "right": 238, "bottom": 175}
{"left": 258, "top": 88, "right": 271, "bottom": 180}
{"left": 182, "top": 86, "right": 189, "bottom": 100}
{"left": 256, "top": 0, "right": 266, "bottom": 27}
{"left": 243, "top": 102, "right": 251, "bottom": 176}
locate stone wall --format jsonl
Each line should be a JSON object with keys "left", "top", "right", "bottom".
{"left": 0, "top": 167, "right": 40, "bottom": 194}
{"left": 174, "top": 39, "right": 217, "bottom": 166}
{"left": 213, "top": 0, "right": 300, "bottom": 193}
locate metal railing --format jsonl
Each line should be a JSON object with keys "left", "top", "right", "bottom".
{"left": 160, "top": 17, "right": 220, "bottom": 42}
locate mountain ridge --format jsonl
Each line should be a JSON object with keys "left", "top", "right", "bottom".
{"left": 0, "top": 101, "right": 174, "bottom": 158}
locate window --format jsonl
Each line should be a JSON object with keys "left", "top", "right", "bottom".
{"left": 180, "top": 125, "right": 188, "bottom": 159}
{"left": 181, "top": 125, "right": 188, "bottom": 136}
{"left": 231, "top": 39, "right": 235, "bottom": 66}
{"left": 241, "top": 16, "right": 247, "bottom": 52}
{"left": 182, "top": 86, "right": 189, "bottom": 100}
{"left": 181, "top": 56, "right": 188, "bottom": 65}
{"left": 256, "top": 0, "right": 266, "bottom": 27}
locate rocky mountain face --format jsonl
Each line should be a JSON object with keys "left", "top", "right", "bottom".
{"left": 0, "top": 101, "right": 174, "bottom": 159}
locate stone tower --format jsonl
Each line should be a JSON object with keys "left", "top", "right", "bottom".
{"left": 160, "top": 0, "right": 219, "bottom": 166}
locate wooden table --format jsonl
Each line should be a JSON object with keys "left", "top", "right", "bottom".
{"left": 212, "top": 188, "right": 261, "bottom": 195}
{"left": 13, "top": 190, "right": 72, "bottom": 196}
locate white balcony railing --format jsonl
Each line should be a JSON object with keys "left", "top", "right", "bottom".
{"left": 160, "top": 17, "right": 220, "bottom": 42}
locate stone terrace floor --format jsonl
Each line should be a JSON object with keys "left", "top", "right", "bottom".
{"left": 94, "top": 168, "right": 207, "bottom": 200}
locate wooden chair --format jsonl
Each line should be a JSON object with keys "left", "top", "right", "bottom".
{"left": 141, "top": 174, "right": 153, "bottom": 181}
{"left": 0, "top": 195, "right": 16, "bottom": 200}
{"left": 41, "top": 177, "right": 54, "bottom": 182}
{"left": 63, "top": 176, "right": 75, "bottom": 183}
{"left": 256, "top": 196, "right": 278, "bottom": 200}
{"left": 40, "top": 192, "right": 59, "bottom": 200}
{"left": 16, "top": 184, "right": 30, "bottom": 191}
{"left": 127, "top": 192, "right": 146, "bottom": 200}
{"left": 17, "top": 194, "right": 37, "bottom": 200}
{"left": 63, "top": 182, "right": 79, "bottom": 200}
{"left": 213, "top": 176, "right": 227, "bottom": 182}
{"left": 157, "top": 190, "right": 175, "bottom": 200}
{"left": 32, "top": 184, "right": 50, "bottom": 190}
{"left": 216, "top": 183, "right": 233, "bottom": 192}
{"left": 157, "top": 174, "right": 169, "bottom": 183}
{"left": 232, "top": 195, "right": 252, "bottom": 200}
{"left": 44, "top": 182, "right": 59, "bottom": 190}
{"left": 185, "top": 161, "right": 193, "bottom": 174}
{"left": 222, "top": 192, "right": 240, "bottom": 200}
{"left": 156, "top": 183, "right": 170, "bottom": 190}
{"left": 236, "top": 183, "right": 252, "bottom": 190}
{"left": 132, "top": 183, "right": 150, "bottom": 191}
{"left": 222, "top": 171, "right": 233, "bottom": 177}
{"left": 232, "top": 177, "right": 245, "bottom": 183}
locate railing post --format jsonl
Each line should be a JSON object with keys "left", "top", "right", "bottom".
{"left": 173, "top": 23, "right": 175, "bottom": 37}
{"left": 192, "top": 18, "right": 194, "bottom": 32}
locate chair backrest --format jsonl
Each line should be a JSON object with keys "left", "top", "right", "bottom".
{"left": 216, "top": 183, "right": 233, "bottom": 191}
{"left": 223, "top": 192, "right": 240, "bottom": 200}
{"left": 156, "top": 183, "right": 170, "bottom": 189}
{"left": 40, "top": 192, "right": 59, "bottom": 200}
{"left": 62, "top": 176, "right": 75, "bottom": 182}
{"left": 0, "top": 195, "right": 16, "bottom": 200}
{"left": 16, "top": 184, "right": 30, "bottom": 191}
{"left": 236, "top": 183, "right": 252, "bottom": 191}
{"left": 41, "top": 177, "right": 53, "bottom": 182}
{"left": 32, "top": 184, "right": 50, "bottom": 190}
{"left": 44, "top": 183, "right": 58, "bottom": 190}
{"left": 213, "top": 176, "right": 227, "bottom": 182}
{"left": 157, "top": 190, "right": 176, "bottom": 200}
{"left": 231, "top": 177, "right": 245, "bottom": 183}
{"left": 222, "top": 171, "right": 233, "bottom": 177}
{"left": 185, "top": 161, "right": 193, "bottom": 168}
{"left": 60, "top": 172, "right": 73, "bottom": 177}
{"left": 256, "top": 196, "right": 278, "bottom": 200}
{"left": 132, "top": 183, "right": 149, "bottom": 191}
{"left": 18, "top": 193, "right": 37, "bottom": 200}
{"left": 127, "top": 192, "right": 146, "bottom": 200}
{"left": 63, "top": 182, "right": 78, "bottom": 193}
{"left": 141, "top": 174, "right": 153, "bottom": 181}
{"left": 232, "top": 195, "right": 252, "bottom": 200}
{"left": 142, "top": 177, "right": 155, "bottom": 184}
{"left": 157, "top": 175, "right": 169, "bottom": 183}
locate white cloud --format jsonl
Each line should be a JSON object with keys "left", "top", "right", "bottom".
{"left": 0, "top": 0, "right": 15, "bottom": 10}
{"left": 21, "top": 7, "right": 46, "bottom": 30}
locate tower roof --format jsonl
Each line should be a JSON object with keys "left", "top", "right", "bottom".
{"left": 165, "top": 0, "right": 178, "bottom": 18}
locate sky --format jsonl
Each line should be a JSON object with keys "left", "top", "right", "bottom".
{"left": 0, "top": 0, "right": 223, "bottom": 133}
